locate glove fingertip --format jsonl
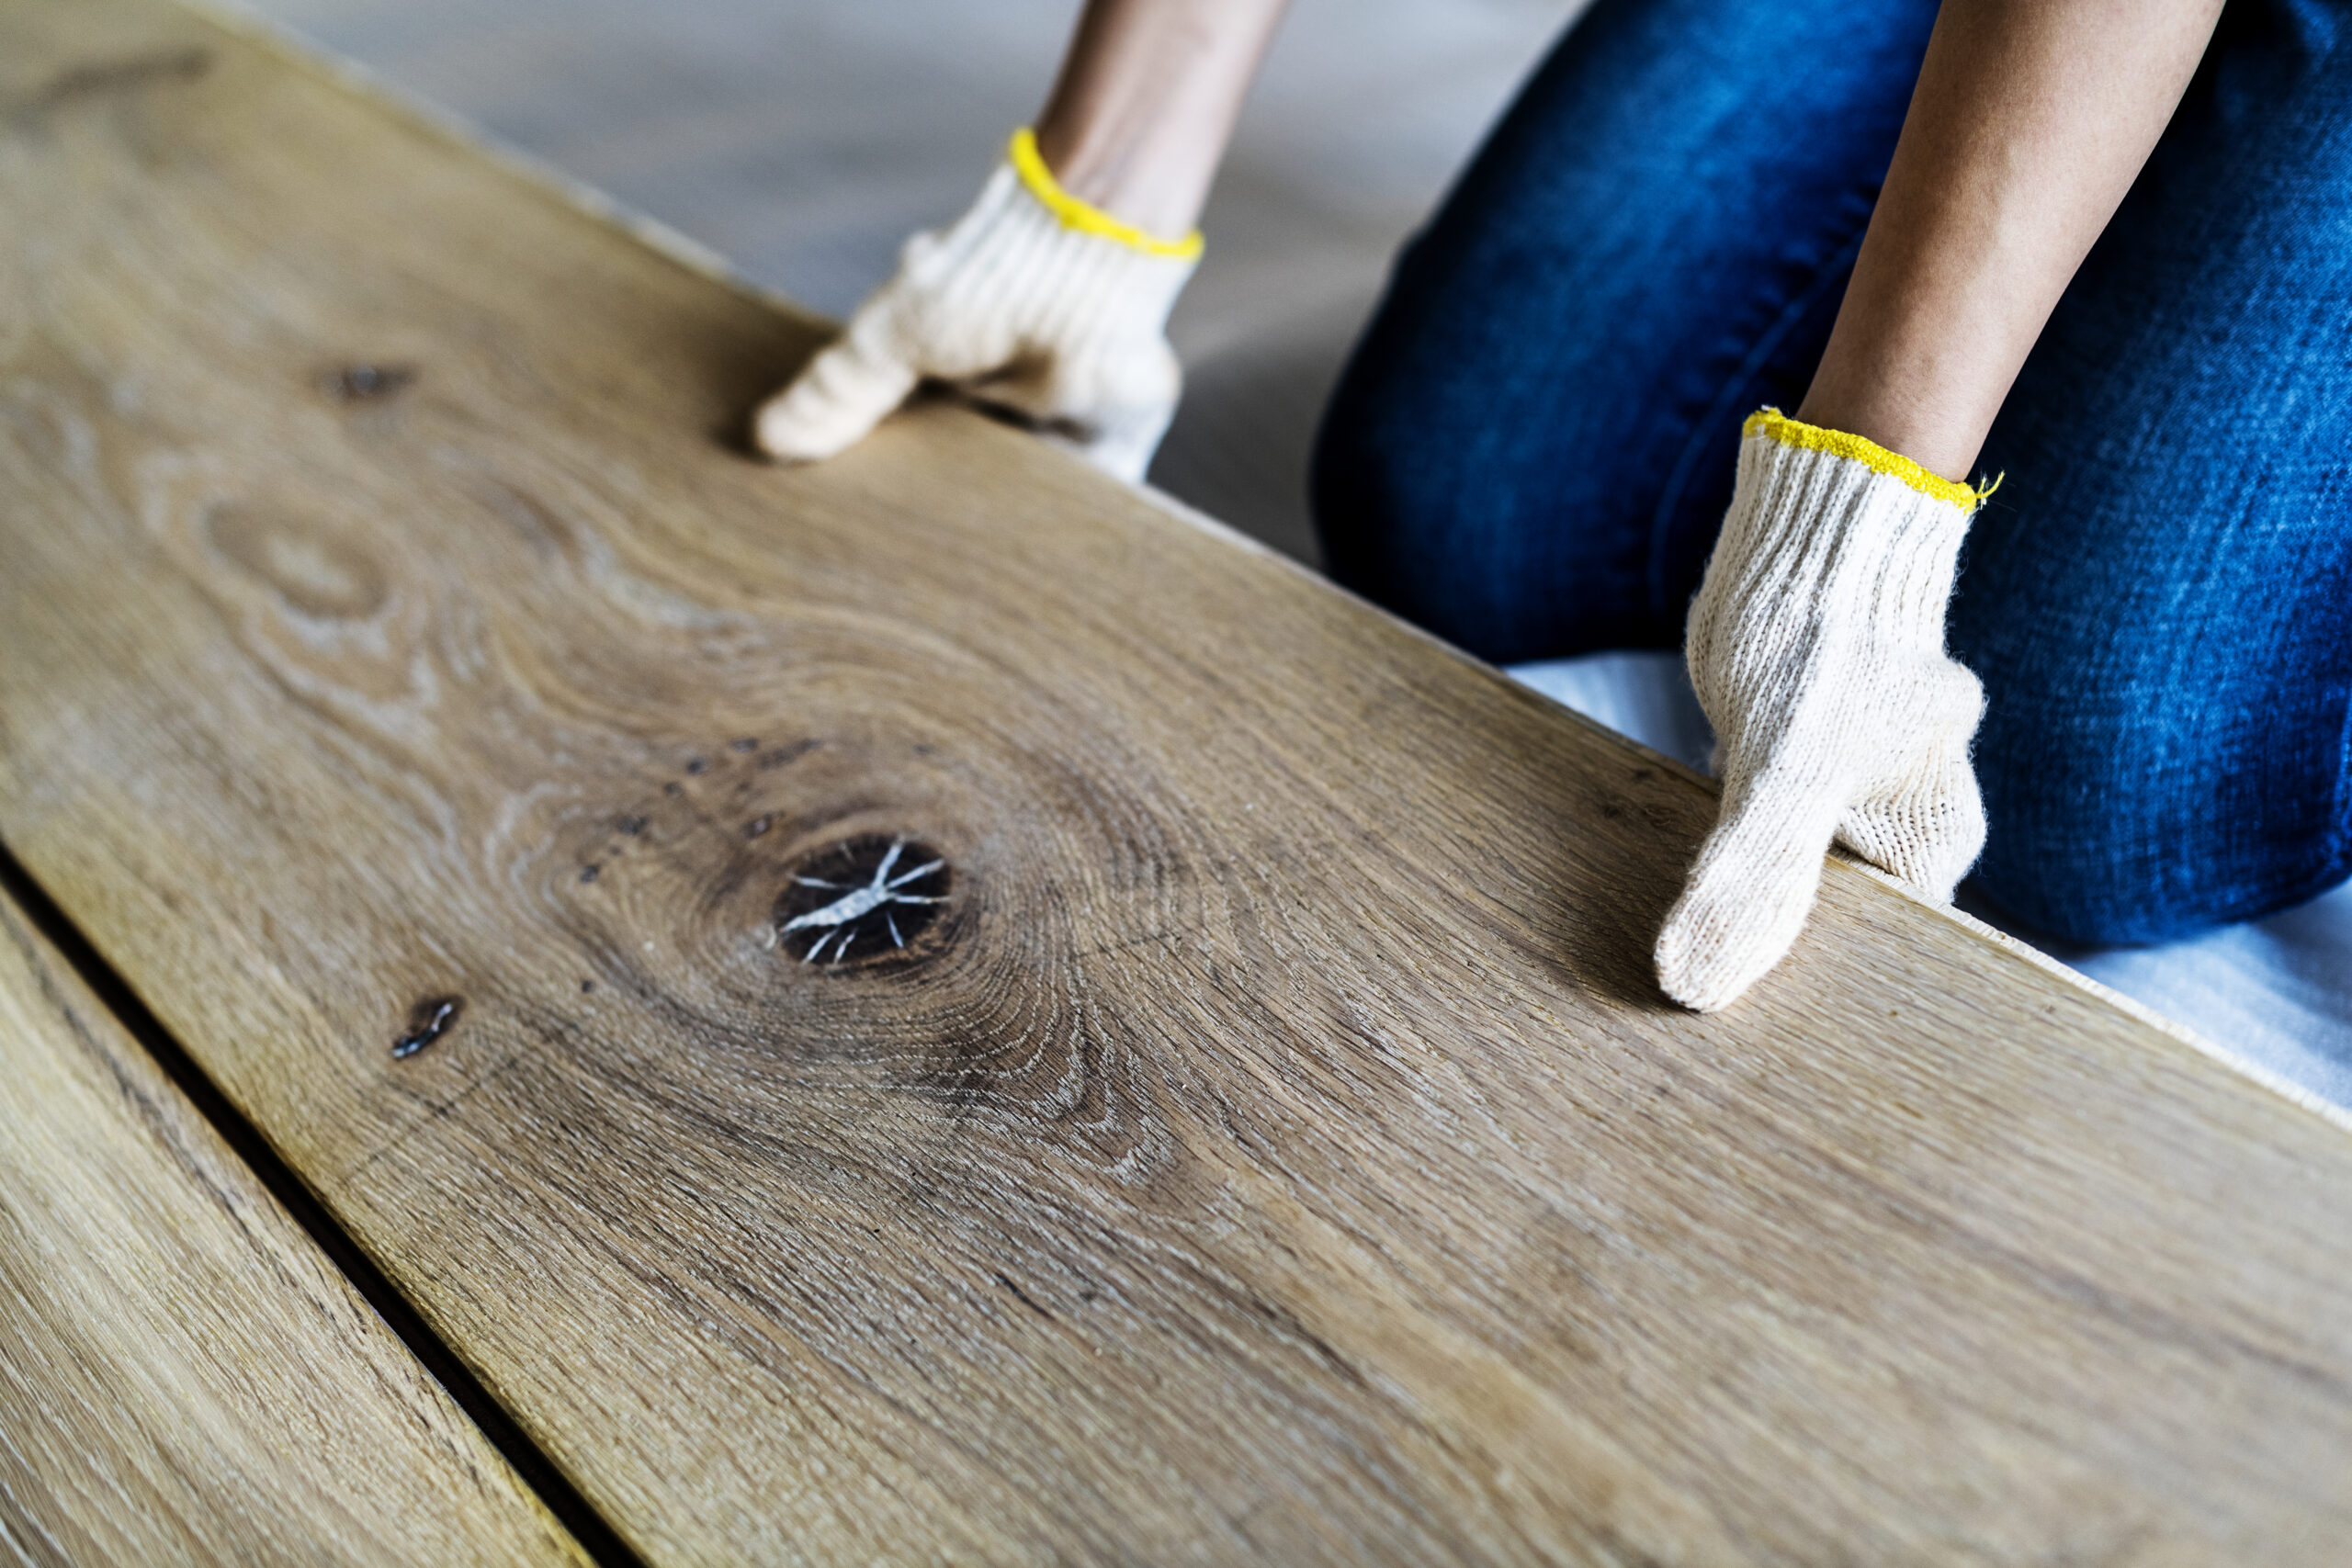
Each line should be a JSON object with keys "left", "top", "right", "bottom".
{"left": 1652, "top": 826, "right": 1831, "bottom": 1013}
{"left": 752, "top": 339, "right": 918, "bottom": 464}
{"left": 751, "top": 395, "right": 827, "bottom": 465}
{"left": 1654, "top": 892, "right": 1783, "bottom": 1013}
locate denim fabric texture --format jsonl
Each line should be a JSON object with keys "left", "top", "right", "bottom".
{"left": 1310, "top": 0, "right": 2352, "bottom": 946}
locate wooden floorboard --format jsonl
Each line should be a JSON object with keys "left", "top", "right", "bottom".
{"left": 4, "top": 0, "right": 2351, "bottom": 1561}
{"left": 0, "top": 883, "right": 588, "bottom": 1566}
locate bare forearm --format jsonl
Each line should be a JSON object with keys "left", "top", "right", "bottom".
{"left": 1800, "top": 0, "right": 2222, "bottom": 479}
{"left": 1034, "top": 0, "right": 1291, "bottom": 237}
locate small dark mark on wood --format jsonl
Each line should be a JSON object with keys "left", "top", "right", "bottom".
{"left": 746, "top": 817, "right": 772, "bottom": 839}
{"left": 325, "top": 362, "right": 415, "bottom": 402}
{"left": 729, "top": 737, "right": 758, "bottom": 753}
{"left": 30, "top": 48, "right": 211, "bottom": 112}
{"left": 685, "top": 757, "right": 708, "bottom": 775}
{"left": 1072, "top": 926, "right": 1193, "bottom": 964}
{"left": 391, "top": 996, "right": 462, "bottom": 1060}
{"left": 579, "top": 864, "right": 600, "bottom": 884}
{"left": 662, "top": 782, "right": 682, "bottom": 796}
{"left": 966, "top": 397, "right": 1091, "bottom": 443}
{"left": 993, "top": 1272, "right": 1054, "bottom": 1320}
{"left": 581, "top": 979, "right": 596, "bottom": 994}
{"left": 617, "top": 815, "right": 647, "bottom": 836}
{"left": 1247, "top": 1292, "right": 1365, "bottom": 1387}
{"left": 757, "top": 739, "right": 820, "bottom": 771}
{"left": 912, "top": 743, "right": 935, "bottom": 756}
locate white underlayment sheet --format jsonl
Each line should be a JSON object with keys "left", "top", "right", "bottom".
{"left": 238, "top": 0, "right": 2352, "bottom": 1111}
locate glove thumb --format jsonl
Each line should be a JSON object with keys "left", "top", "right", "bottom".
{"left": 754, "top": 321, "right": 920, "bottom": 464}
{"left": 1654, "top": 773, "right": 1847, "bottom": 1012}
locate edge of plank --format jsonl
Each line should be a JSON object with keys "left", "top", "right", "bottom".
{"left": 1908, "top": 874, "right": 2352, "bottom": 1136}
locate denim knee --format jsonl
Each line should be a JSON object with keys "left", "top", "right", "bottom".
{"left": 1309, "top": 319, "right": 1601, "bottom": 664}
{"left": 1312, "top": 324, "right": 1498, "bottom": 660}
{"left": 1968, "top": 684, "right": 2352, "bottom": 947}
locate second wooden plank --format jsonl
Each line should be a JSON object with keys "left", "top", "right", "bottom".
{"left": 0, "top": 881, "right": 588, "bottom": 1567}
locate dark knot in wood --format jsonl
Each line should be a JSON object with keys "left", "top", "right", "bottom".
{"left": 326, "top": 362, "right": 415, "bottom": 402}
{"left": 772, "top": 835, "right": 950, "bottom": 967}
{"left": 391, "top": 996, "right": 462, "bottom": 1059}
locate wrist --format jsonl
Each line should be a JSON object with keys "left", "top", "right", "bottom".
{"left": 1743, "top": 409, "right": 1987, "bottom": 515}
{"left": 1008, "top": 128, "right": 1203, "bottom": 260}
{"left": 1028, "top": 0, "right": 1284, "bottom": 241}
{"left": 1793, "top": 358, "right": 1995, "bottom": 486}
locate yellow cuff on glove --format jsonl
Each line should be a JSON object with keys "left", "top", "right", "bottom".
{"left": 1744, "top": 408, "right": 1997, "bottom": 512}
{"left": 1006, "top": 128, "right": 1204, "bottom": 261}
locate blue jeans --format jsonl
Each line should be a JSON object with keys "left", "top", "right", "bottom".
{"left": 1311, "top": 0, "right": 2352, "bottom": 945}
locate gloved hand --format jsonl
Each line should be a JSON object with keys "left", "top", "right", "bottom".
{"left": 754, "top": 129, "right": 1202, "bottom": 483}
{"left": 1655, "top": 409, "right": 1991, "bottom": 1012}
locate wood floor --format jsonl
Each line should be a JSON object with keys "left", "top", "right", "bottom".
{"left": 4, "top": 0, "right": 2351, "bottom": 1562}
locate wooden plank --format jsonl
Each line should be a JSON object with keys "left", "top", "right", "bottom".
{"left": 0, "top": 884, "right": 590, "bottom": 1566}
{"left": 4, "top": 0, "right": 2350, "bottom": 1561}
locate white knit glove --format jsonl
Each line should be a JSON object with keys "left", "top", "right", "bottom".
{"left": 754, "top": 130, "right": 1202, "bottom": 483}
{"left": 1655, "top": 410, "right": 1991, "bottom": 1012}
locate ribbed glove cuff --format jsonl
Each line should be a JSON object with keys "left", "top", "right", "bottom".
{"left": 1694, "top": 412, "right": 1981, "bottom": 750}
{"left": 1006, "top": 128, "right": 1204, "bottom": 260}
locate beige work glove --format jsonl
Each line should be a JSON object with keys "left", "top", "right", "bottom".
{"left": 1655, "top": 410, "right": 1991, "bottom": 1012}
{"left": 754, "top": 130, "right": 1202, "bottom": 483}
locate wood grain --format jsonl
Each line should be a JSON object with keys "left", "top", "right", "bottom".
{"left": 0, "top": 884, "right": 588, "bottom": 1566}
{"left": 4, "top": 0, "right": 2351, "bottom": 1561}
